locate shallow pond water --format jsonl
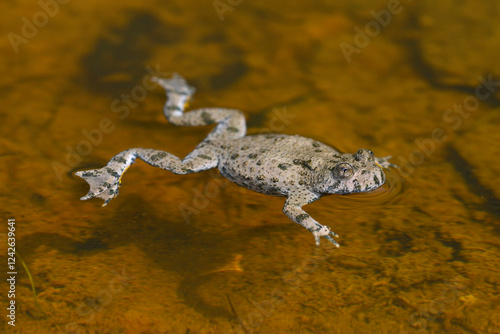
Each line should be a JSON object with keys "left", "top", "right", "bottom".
{"left": 1, "top": 0, "right": 500, "bottom": 333}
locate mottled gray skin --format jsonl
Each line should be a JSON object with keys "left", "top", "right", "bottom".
{"left": 76, "top": 74, "right": 395, "bottom": 247}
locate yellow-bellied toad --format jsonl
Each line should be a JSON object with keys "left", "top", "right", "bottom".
{"left": 76, "top": 74, "right": 395, "bottom": 247}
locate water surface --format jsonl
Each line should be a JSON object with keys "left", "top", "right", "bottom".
{"left": 1, "top": 0, "right": 499, "bottom": 333}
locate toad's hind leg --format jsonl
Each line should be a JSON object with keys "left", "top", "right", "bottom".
{"left": 153, "top": 74, "right": 246, "bottom": 141}
{"left": 76, "top": 147, "right": 218, "bottom": 206}
{"left": 77, "top": 73, "right": 243, "bottom": 206}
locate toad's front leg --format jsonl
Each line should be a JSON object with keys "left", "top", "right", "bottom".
{"left": 375, "top": 155, "right": 398, "bottom": 169}
{"left": 283, "top": 191, "right": 340, "bottom": 247}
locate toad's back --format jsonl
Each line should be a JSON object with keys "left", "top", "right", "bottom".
{"left": 210, "top": 134, "right": 340, "bottom": 196}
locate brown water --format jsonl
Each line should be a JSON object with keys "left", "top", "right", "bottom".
{"left": 1, "top": 0, "right": 500, "bottom": 333}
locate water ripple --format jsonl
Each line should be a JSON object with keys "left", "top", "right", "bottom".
{"left": 328, "top": 169, "right": 404, "bottom": 210}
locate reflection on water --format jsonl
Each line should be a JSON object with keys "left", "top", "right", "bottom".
{"left": 2, "top": 0, "right": 500, "bottom": 333}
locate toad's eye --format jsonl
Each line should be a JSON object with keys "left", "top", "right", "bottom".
{"left": 335, "top": 163, "right": 354, "bottom": 179}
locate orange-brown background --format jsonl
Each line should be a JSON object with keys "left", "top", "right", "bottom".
{"left": 1, "top": 0, "right": 499, "bottom": 333}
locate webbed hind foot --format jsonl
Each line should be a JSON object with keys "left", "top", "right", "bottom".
{"left": 75, "top": 167, "right": 122, "bottom": 206}
{"left": 152, "top": 73, "right": 196, "bottom": 97}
